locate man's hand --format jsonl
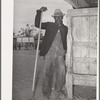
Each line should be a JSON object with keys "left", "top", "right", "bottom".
{"left": 40, "top": 7, "right": 47, "bottom": 12}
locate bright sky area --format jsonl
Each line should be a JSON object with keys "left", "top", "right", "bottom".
{"left": 14, "top": 0, "right": 72, "bottom": 33}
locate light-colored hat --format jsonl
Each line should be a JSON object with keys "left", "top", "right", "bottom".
{"left": 52, "top": 9, "right": 65, "bottom": 17}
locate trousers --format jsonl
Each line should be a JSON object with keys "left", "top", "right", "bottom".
{"left": 42, "top": 48, "right": 66, "bottom": 97}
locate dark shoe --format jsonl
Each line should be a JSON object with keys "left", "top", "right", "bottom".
{"left": 32, "top": 97, "right": 36, "bottom": 100}
{"left": 49, "top": 90, "right": 58, "bottom": 100}
{"left": 61, "top": 86, "right": 67, "bottom": 97}
{"left": 58, "top": 93, "right": 66, "bottom": 99}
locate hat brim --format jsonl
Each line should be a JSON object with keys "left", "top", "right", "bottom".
{"left": 52, "top": 14, "right": 65, "bottom": 17}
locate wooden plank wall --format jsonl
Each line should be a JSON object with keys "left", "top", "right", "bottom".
{"left": 66, "top": 8, "right": 97, "bottom": 99}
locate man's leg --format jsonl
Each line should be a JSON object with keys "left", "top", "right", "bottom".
{"left": 42, "top": 55, "right": 54, "bottom": 99}
{"left": 55, "top": 56, "right": 66, "bottom": 94}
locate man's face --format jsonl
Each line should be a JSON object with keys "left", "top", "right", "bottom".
{"left": 54, "top": 16, "right": 63, "bottom": 25}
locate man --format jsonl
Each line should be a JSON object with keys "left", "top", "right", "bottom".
{"left": 34, "top": 7, "right": 68, "bottom": 100}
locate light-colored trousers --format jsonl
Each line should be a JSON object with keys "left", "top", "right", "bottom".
{"left": 33, "top": 49, "right": 66, "bottom": 98}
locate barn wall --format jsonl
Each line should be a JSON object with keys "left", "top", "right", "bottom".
{"left": 65, "top": 8, "right": 98, "bottom": 99}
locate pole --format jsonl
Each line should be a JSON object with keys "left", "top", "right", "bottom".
{"left": 32, "top": 12, "right": 43, "bottom": 98}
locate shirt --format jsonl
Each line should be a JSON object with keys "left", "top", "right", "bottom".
{"left": 47, "top": 29, "right": 65, "bottom": 57}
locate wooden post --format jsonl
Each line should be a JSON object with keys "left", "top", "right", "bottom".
{"left": 65, "top": 16, "right": 73, "bottom": 99}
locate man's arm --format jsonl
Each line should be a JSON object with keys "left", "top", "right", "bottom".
{"left": 35, "top": 7, "right": 48, "bottom": 29}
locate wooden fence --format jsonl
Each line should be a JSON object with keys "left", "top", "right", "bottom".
{"left": 13, "top": 36, "right": 34, "bottom": 50}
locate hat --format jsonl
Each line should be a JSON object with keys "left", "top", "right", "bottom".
{"left": 52, "top": 9, "right": 65, "bottom": 17}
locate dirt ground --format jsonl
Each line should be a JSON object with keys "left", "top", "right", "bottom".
{"left": 12, "top": 50, "right": 96, "bottom": 100}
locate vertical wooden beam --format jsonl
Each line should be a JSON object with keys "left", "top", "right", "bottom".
{"left": 65, "top": 16, "right": 73, "bottom": 99}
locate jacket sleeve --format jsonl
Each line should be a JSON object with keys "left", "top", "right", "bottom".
{"left": 35, "top": 10, "right": 47, "bottom": 29}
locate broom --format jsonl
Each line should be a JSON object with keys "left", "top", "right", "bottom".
{"left": 32, "top": 7, "right": 47, "bottom": 100}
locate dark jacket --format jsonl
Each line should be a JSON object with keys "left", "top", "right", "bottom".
{"left": 35, "top": 10, "right": 68, "bottom": 56}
